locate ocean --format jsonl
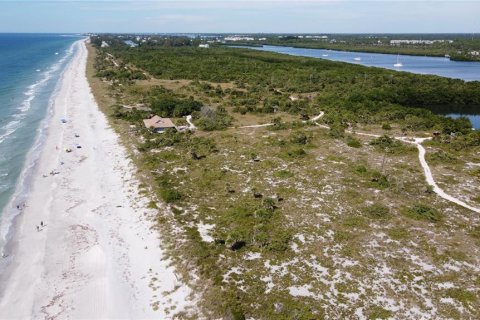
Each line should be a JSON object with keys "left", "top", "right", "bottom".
{"left": 0, "top": 34, "right": 81, "bottom": 245}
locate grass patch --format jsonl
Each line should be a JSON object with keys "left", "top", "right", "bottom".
{"left": 368, "top": 306, "right": 392, "bottom": 319}
{"left": 362, "top": 203, "right": 390, "bottom": 219}
{"left": 387, "top": 227, "right": 409, "bottom": 240}
{"left": 405, "top": 204, "right": 442, "bottom": 222}
{"left": 345, "top": 135, "right": 362, "bottom": 148}
{"left": 446, "top": 288, "right": 476, "bottom": 309}
{"left": 273, "top": 170, "right": 294, "bottom": 179}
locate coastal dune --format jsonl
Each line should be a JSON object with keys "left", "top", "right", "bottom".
{"left": 0, "top": 40, "right": 194, "bottom": 319}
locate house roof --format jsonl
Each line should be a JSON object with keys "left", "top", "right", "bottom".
{"left": 143, "top": 115, "right": 176, "bottom": 129}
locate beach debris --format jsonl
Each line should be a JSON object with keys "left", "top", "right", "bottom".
{"left": 49, "top": 170, "right": 60, "bottom": 176}
{"left": 214, "top": 238, "right": 226, "bottom": 245}
{"left": 190, "top": 150, "right": 207, "bottom": 160}
{"left": 253, "top": 192, "right": 263, "bottom": 199}
{"left": 65, "top": 148, "right": 72, "bottom": 153}
{"left": 74, "top": 133, "right": 80, "bottom": 138}
{"left": 229, "top": 240, "right": 246, "bottom": 251}
{"left": 75, "top": 144, "right": 82, "bottom": 149}
{"left": 61, "top": 119, "right": 67, "bottom": 123}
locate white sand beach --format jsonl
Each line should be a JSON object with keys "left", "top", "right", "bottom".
{"left": 0, "top": 40, "right": 195, "bottom": 319}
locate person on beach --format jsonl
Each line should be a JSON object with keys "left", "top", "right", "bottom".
{"left": 36, "top": 226, "right": 39, "bottom": 232}
{"left": 40, "top": 221, "right": 44, "bottom": 227}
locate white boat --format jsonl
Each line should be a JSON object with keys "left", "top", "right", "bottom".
{"left": 353, "top": 57, "right": 361, "bottom": 61}
{"left": 322, "top": 54, "right": 329, "bottom": 57}
{"left": 394, "top": 54, "right": 403, "bottom": 67}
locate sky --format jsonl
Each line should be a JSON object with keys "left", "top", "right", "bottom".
{"left": 0, "top": 1, "right": 479, "bottom": 33}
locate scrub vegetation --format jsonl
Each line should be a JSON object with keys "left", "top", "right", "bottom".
{"left": 87, "top": 35, "right": 480, "bottom": 319}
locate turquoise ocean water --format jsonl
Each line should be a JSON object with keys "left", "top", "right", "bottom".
{"left": 0, "top": 34, "right": 80, "bottom": 248}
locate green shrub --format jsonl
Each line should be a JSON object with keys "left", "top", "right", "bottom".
{"left": 382, "top": 123, "right": 392, "bottom": 130}
{"left": 363, "top": 203, "right": 390, "bottom": 219}
{"left": 346, "top": 135, "right": 362, "bottom": 148}
{"left": 446, "top": 288, "right": 476, "bottom": 307}
{"left": 470, "top": 168, "right": 480, "bottom": 177}
{"left": 354, "top": 165, "right": 368, "bottom": 174}
{"left": 369, "top": 171, "right": 390, "bottom": 188}
{"left": 406, "top": 204, "right": 442, "bottom": 222}
{"left": 388, "top": 227, "right": 409, "bottom": 240}
{"left": 285, "top": 147, "right": 306, "bottom": 158}
{"left": 158, "top": 188, "right": 182, "bottom": 203}
{"left": 369, "top": 135, "right": 412, "bottom": 154}
{"left": 469, "top": 225, "right": 480, "bottom": 239}
{"left": 329, "top": 121, "right": 345, "bottom": 138}
{"left": 274, "top": 170, "right": 294, "bottom": 178}
{"left": 427, "top": 150, "right": 457, "bottom": 163}
{"left": 342, "top": 216, "right": 367, "bottom": 228}
{"left": 150, "top": 96, "right": 202, "bottom": 118}
{"left": 368, "top": 306, "right": 392, "bottom": 319}
{"left": 370, "top": 135, "right": 396, "bottom": 149}
{"left": 268, "top": 228, "right": 291, "bottom": 252}
{"left": 290, "top": 131, "right": 309, "bottom": 145}
{"left": 147, "top": 201, "right": 158, "bottom": 209}
{"left": 194, "top": 107, "right": 233, "bottom": 131}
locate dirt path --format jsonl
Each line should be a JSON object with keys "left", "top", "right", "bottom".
{"left": 313, "top": 114, "right": 480, "bottom": 214}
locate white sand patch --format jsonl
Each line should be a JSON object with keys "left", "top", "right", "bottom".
{"left": 244, "top": 252, "right": 262, "bottom": 260}
{"left": 172, "top": 167, "right": 187, "bottom": 173}
{"left": 197, "top": 222, "right": 215, "bottom": 243}
{"left": 437, "top": 282, "right": 455, "bottom": 289}
{"left": 440, "top": 297, "right": 455, "bottom": 304}
{"left": 288, "top": 284, "right": 317, "bottom": 298}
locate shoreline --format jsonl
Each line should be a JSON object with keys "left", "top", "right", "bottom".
{"left": 0, "top": 39, "right": 196, "bottom": 318}
{"left": 249, "top": 42, "right": 480, "bottom": 62}
{"left": 0, "top": 41, "right": 76, "bottom": 261}
{"left": 235, "top": 44, "right": 480, "bottom": 82}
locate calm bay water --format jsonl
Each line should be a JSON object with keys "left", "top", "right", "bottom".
{"left": 0, "top": 34, "right": 80, "bottom": 228}
{"left": 247, "top": 45, "right": 480, "bottom": 81}
{"left": 235, "top": 45, "right": 480, "bottom": 128}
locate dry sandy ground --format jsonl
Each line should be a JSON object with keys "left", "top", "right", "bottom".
{"left": 0, "top": 40, "right": 196, "bottom": 319}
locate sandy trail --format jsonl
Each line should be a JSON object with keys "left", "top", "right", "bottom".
{"left": 314, "top": 114, "right": 480, "bottom": 214}
{"left": 404, "top": 137, "right": 480, "bottom": 214}
{"left": 0, "top": 40, "right": 196, "bottom": 319}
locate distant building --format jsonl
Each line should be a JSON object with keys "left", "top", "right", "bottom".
{"left": 198, "top": 44, "right": 210, "bottom": 48}
{"left": 124, "top": 40, "right": 138, "bottom": 48}
{"left": 224, "top": 36, "right": 255, "bottom": 41}
{"left": 390, "top": 39, "right": 453, "bottom": 45}
{"left": 101, "top": 41, "right": 109, "bottom": 48}
{"left": 143, "top": 116, "right": 176, "bottom": 132}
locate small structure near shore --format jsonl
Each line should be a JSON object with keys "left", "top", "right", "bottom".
{"left": 143, "top": 115, "right": 176, "bottom": 132}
